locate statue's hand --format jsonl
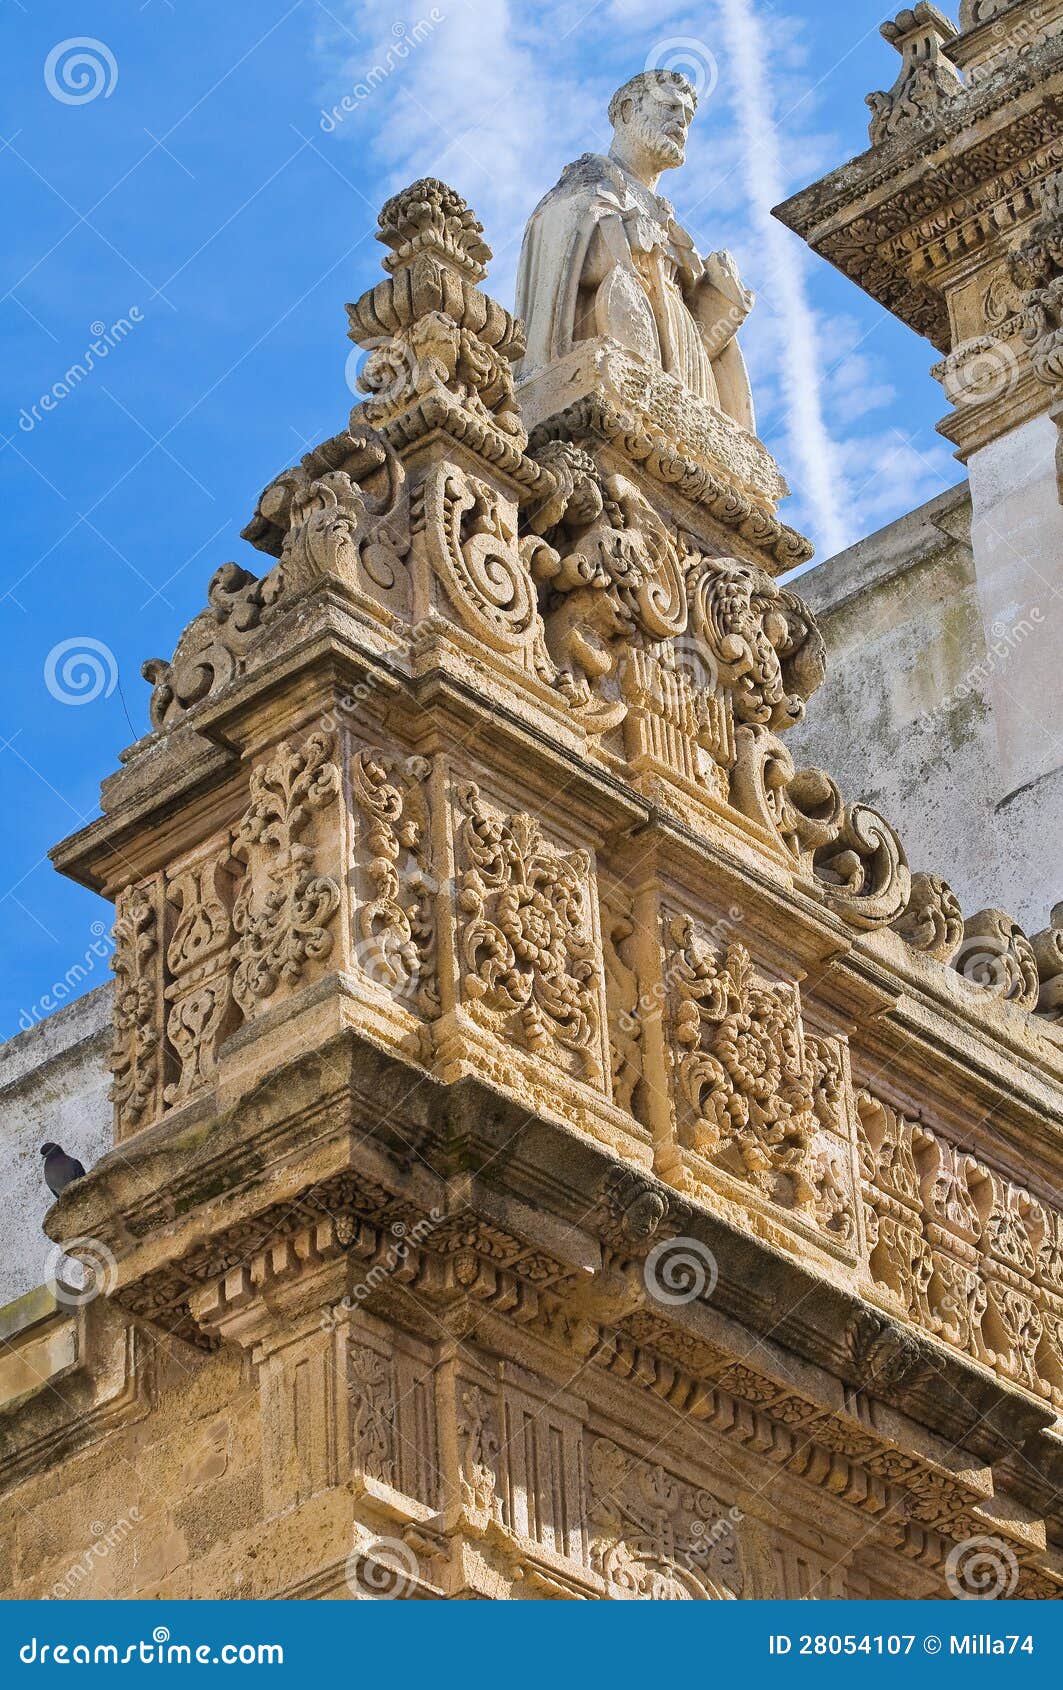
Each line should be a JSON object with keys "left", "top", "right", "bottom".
{"left": 701, "top": 249, "right": 754, "bottom": 319}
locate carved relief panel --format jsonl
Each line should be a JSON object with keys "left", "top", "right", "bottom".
{"left": 448, "top": 780, "right": 609, "bottom": 1092}
{"left": 666, "top": 915, "right": 816, "bottom": 1211}
{"left": 163, "top": 838, "right": 238, "bottom": 1108}
{"left": 231, "top": 732, "right": 343, "bottom": 1024}
{"left": 110, "top": 876, "right": 169, "bottom": 1139}
{"left": 349, "top": 747, "right": 438, "bottom": 1021}
{"left": 857, "top": 1091, "right": 1063, "bottom": 1406}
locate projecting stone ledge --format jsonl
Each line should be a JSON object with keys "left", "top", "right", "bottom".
{"left": 518, "top": 339, "right": 811, "bottom": 575}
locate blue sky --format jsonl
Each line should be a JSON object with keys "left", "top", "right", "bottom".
{"left": 1, "top": 0, "right": 962, "bottom": 1037}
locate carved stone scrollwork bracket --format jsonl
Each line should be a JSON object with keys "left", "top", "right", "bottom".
{"left": 731, "top": 726, "right": 910, "bottom": 928}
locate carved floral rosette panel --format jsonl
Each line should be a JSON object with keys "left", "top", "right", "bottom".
{"left": 666, "top": 917, "right": 816, "bottom": 1209}
{"left": 452, "top": 782, "right": 608, "bottom": 1089}
{"left": 662, "top": 914, "right": 859, "bottom": 1249}
{"left": 107, "top": 735, "right": 343, "bottom": 1134}
{"left": 858, "top": 1091, "right": 1063, "bottom": 1407}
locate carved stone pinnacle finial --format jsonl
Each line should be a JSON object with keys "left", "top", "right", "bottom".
{"left": 866, "top": 3, "right": 964, "bottom": 147}
{"left": 375, "top": 177, "right": 491, "bottom": 282}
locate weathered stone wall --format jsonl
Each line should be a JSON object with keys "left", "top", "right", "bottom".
{"left": 789, "top": 480, "right": 1060, "bottom": 935}
{"left": 0, "top": 988, "right": 111, "bottom": 1306}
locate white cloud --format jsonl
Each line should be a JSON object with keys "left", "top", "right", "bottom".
{"left": 311, "top": 0, "right": 952, "bottom": 558}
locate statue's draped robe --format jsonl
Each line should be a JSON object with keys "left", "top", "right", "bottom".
{"left": 515, "top": 153, "right": 755, "bottom": 432}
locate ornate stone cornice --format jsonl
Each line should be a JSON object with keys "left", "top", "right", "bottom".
{"left": 774, "top": 35, "right": 1063, "bottom": 353}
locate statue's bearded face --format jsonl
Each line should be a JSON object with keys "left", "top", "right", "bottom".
{"left": 624, "top": 82, "right": 695, "bottom": 169}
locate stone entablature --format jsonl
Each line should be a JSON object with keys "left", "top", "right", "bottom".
{"left": 773, "top": 0, "right": 1063, "bottom": 459}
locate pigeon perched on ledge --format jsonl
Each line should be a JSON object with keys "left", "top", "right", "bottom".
{"left": 41, "top": 1142, "right": 86, "bottom": 1197}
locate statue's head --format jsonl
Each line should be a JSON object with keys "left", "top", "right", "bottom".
{"left": 607, "top": 70, "right": 697, "bottom": 172}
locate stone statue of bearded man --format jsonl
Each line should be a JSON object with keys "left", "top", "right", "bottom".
{"left": 515, "top": 70, "right": 756, "bottom": 431}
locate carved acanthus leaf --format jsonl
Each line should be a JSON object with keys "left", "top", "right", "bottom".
{"left": 688, "top": 555, "right": 825, "bottom": 732}
{"left": 892, "top": 871, "right": 964, "bottom": 963}
{"left": 242, "top": 425, "right": 409, "bottom": 598}
{"left": 142, "top": 562, "right": 283, "bottom": 732}
{"left": 730, "top": 727, "right": 909, "bottom": 928}
{"left": 952, "top": 907, "right": 1040, "bottom": 1009}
